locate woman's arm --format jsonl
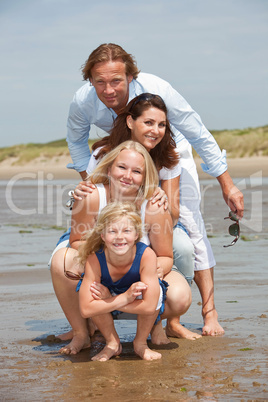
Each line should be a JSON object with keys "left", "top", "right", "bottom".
{"left": 146, "top": 202, "right": 174, "bottom": 277}
{"left": 161, "top": 176, "right": 180, "bottom": 225}
{"left": 69, "top": 188, "right": 99, "bottom": 249}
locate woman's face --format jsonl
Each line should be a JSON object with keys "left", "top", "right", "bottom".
{"left": 126, "top": 107, "right": 167, "bottom": 152}
{"left": 108, "top": 149, "right": 145, "bottom": 199}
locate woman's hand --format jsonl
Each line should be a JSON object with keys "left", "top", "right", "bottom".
{"left": 73, "top": 180, "right": 96, "bottom": 201}
{"left": 125, "top": 282, "right": 148, "bottom": 304}
{"left": 150, "top": 187, "right": 168, "bottom": 210}
{"left": 90, "top": 282, "right": 111, "bottom": 300}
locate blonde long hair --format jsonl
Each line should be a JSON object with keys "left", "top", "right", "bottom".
{"left": 88, "top": 140, "right": 159, "bottom": 202}
{"left": 78, "top": 202, "right": 143, "bottom": 265}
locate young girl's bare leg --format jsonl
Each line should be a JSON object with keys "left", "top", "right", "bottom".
{"left": 90, "top": 314, "right": 122, "bottom": 361}
{"left": 50, "top": 248, "right": 91, "bottom": 354}
{"left": 133, "top": 312, "right": 162, "bottom": 361}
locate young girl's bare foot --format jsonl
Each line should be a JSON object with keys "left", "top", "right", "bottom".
{"left": 91, "top": 343, "right": 122, "bottom": 361}
{"left": 150, "top": 321, "right": 171, "bottom": 345}
{"left": 166, "top": 317, "right": 202, "bottom": 340}
{"left": 202, "top": 309, "right": 224, "bottom": 336}
{"left": 56, "top": 330, "right": 73, "bottom": 341}
{"left": 59, "top": 332, "right": 91, "bottom": 355}
{"left": 133, "top": 340, "right": 162, "bottom": 361}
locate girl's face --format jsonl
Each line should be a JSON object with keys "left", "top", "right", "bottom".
{"left": 126, "top": 107, "right": 167, "bottom": 152}
{"left": 108, "top": 149, "right": 145, "bottom": 199}
{"left": 101, "top": 216, "right": 138, "bottom": 256}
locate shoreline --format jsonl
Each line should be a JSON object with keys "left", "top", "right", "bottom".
{"left": 0, "top": 155, "right": 267, "bottom": 180}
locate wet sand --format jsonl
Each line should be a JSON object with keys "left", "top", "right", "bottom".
{"left": 0, "top": 158, "right": 268, "bottom": 400}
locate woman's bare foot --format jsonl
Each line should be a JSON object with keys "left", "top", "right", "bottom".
{"left": 150, "top": 321, "right": 171, "bottom": 345}
{"left": 202, "top": 309, "right": 225, "bottom": 336}
{"left": 133, "top": 340, "right": 162, "bottom": 361}
{"left": 59, "top": 332, "right": 91, "bottom": 355}
{"left": 56, "top": 330, "right": 73, "bottom": 341}
{"left": 91, "top": 343, "right": 122, "bottom": 361}
{"left": 166, "top": 317, "right": 202, "bottom": 340}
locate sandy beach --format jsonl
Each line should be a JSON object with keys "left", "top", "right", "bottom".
{"left": 0, "top": 156, "right": 268, "bottom": 400}
{"left": 0, "top": 155, "right": 268, "bottom": 180}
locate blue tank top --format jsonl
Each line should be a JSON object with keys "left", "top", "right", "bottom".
{"left": 96, "top": 242, "right": 148, "bottom": 295}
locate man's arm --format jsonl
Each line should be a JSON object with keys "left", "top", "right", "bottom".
{"left": 144, "top": 75, "right": 244, "bottom": 214}
{"left": 66, "top": 98, "right": 92, "bottom": 175}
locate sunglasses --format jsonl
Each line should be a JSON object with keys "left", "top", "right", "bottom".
{"left": 64, "top": 247, "right": 84, "bottom": 280}
{"left": 223, "top": 211, "right": 240, "bottom": 248}
{"left": 129, "top": 93, "right": 164, "bottom": 111}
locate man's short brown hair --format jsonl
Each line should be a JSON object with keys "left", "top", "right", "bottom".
{"left": 81, "top": 43, "right": 140, "bottom": 80}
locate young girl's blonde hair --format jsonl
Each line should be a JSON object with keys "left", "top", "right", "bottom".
{"left": 78, "top": 202, "right": 143, "bottom": 266}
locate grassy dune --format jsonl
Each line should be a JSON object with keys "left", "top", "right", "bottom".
{"left": 0, "top": 125, "right": 267, "bottom": 165}
{"left": 204, "top": 125, "right": 268, "bottom": 158}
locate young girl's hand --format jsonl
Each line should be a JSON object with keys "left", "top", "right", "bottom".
{"left": 90, "top": 282, "right": 111, "bottom": 300}
{"left": 150, "top": 187, "right": 168, "bottom": 210}
{"left": 73, "top": 180, "right": 96, "bottom": 201}
{"left": 125, "top": 282, "right": 148, "bottom": 304}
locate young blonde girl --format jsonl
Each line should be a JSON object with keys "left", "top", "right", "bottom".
{"left": 78, "top": 202, "right": 167, "bottom": 361}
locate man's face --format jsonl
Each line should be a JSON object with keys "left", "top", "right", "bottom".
{"left": 90, "top": 60, "right": 133, "bottom": 114}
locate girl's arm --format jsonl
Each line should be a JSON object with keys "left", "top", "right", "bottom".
{"left": 146, "top": 202, "right": 174, "bottom": 277}
{"left": 161, "top": 176, "right": 180, "bottom": 225}
{"left": 69, "top": 188, "right": 99, "bottom": 249}
{"left": 79, "top": 250, "right": 159, "bottom": 318}
{"left": 79, "top": 254, "right": 135, "bottom": 318}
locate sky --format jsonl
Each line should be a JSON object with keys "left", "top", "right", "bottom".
{"left": 0, "top": 0, "right": 267, "bottom": 147}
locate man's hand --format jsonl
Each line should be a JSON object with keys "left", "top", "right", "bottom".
{"left": 217, "top": 171, "right": 244, "bottom": 219}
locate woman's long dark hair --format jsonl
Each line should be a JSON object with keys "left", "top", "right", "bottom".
{"left": 92, "top": 93, "right": 179, "bottom": 170}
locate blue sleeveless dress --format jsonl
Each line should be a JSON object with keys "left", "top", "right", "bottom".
{"left": 96, "top": 242, "right": 147, "bottom": 295}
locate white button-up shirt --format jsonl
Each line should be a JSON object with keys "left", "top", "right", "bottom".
{"left": 66, "top": 72, "right": 227, "bottom": 177}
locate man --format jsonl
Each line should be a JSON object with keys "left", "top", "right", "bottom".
{"left": 66, "top": 43, "right": 244, "bottom": 337}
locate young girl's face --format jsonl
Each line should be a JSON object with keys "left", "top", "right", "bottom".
{"left": 101, "top": 216, "right": 138, "bottom": 256}
{"left": 126, "top": 107, "right": 167, "bottom": 152}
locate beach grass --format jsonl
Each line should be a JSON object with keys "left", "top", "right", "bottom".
{"left": 205, "top": 125, "right": 268, "bottom": 158}
{"left": 0, "top": 125, "right": 267, "bottom": 165}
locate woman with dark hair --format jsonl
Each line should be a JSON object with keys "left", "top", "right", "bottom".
{"left": 89, "top": 93, "right": 182, "bottom": 227}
